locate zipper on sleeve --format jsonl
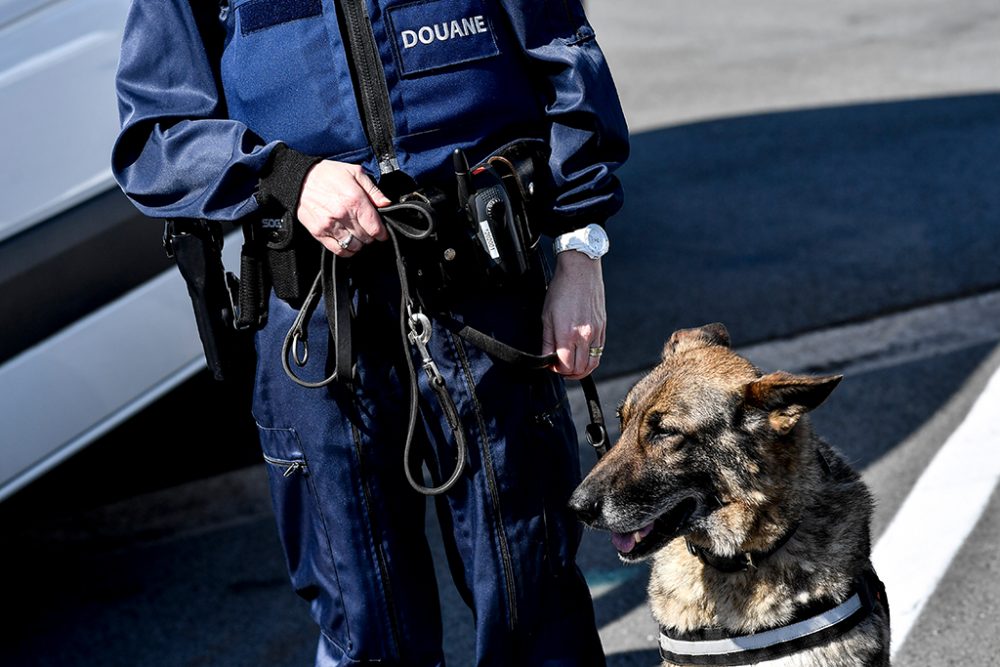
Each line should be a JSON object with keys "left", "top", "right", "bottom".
{"left": 335, "top": 0, "right": 399, "bottom": 174}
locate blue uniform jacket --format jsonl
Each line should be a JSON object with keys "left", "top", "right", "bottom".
{"left": 111, "top": 0, "right": 630, "bottom": 234}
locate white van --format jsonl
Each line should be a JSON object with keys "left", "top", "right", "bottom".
{"left": 0, "top": 0, "right": 238, "bottom": 500}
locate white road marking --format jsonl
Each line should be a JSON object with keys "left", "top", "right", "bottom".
{"left": 871, "top": 358, "right": 1000, "bottom": 657}
{"left": 739, "top": 291, "right": 1000, "bottom": 377}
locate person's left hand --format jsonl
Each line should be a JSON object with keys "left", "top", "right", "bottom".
{"left": 541, "top": 251, "right": 606, "bottom": 380}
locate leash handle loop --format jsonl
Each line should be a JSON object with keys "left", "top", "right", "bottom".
{"left": 280, "top": 253, "right": 342, "bottom": 388}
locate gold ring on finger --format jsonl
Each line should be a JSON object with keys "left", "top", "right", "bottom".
{"left": 588, "top": 346, "right": 604, "bottom": 358}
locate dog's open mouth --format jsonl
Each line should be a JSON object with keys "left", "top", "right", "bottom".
{"left": 610, "top": 496, "right": 699, "bottom": 562}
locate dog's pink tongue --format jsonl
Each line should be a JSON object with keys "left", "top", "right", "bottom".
{"left": 611, "top": 524, "right": 654, "bottom": 553}
{"left": 611, "top": 532, "right": 636, "bottom": 553}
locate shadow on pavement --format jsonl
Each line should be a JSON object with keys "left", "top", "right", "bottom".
{"left": 592, "top": 568, "right": 651, "bottom": 630}
{"left": 600, "top": 92, "right": 1000, "bottom": 378}
{"left": 810, "top": 342, "right": 995, "bottom": 470}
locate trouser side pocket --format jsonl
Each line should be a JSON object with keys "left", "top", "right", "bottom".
{"left": 256, "top": 423, "right": 352, "bottom": 654}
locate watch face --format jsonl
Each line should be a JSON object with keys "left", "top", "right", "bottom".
{"left": 554, "top": 224, "right": 609, "bottom": 258}
{"left": 587, "top": 225, "right": 609, "bottom": 255}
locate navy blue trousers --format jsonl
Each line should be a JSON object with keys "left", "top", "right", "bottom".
{"left": 251, "top": 243, "right": 605, "bottom": 666}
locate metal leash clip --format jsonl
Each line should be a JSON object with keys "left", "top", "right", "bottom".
{"left": 406, "top": 305, "right": 445, "bottom": 387}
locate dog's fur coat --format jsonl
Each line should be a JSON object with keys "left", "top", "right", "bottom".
{"left": 570, "top": 324, "right": 890, "bottom": 666}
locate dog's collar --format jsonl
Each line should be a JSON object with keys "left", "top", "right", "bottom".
{"left": 658, "top": 570, "right": 887, "bottom": 666}
{"left": 685, "top": 521, "right": 800, "bottom": 573}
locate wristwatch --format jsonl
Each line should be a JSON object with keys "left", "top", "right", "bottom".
{"left": 553, "top": 223, "right": 610, "bottom": 259}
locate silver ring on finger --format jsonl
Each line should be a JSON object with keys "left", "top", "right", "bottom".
{"left": 588, "top": 345, "right": 604, "bottom": 358}
{"left": 337, "top": 232, "right": 356, "bottom": 250}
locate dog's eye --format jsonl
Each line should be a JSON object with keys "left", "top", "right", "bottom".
{"left": 652, "top": 430, "right": 685, "bottom": 447}
{"left": 615, "top": 399, "right": 625, "bottom": 423}
{"left": 645, "top": 414, "right": 685, "bottom": 446}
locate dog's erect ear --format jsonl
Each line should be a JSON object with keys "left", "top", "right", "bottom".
{"left": 745, "top": 371, "right": 843, "bottom": 434}
{"left": 662, "top": 323, "right": 731, "bottom": 359}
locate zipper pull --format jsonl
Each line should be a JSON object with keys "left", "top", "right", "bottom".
{"left": 283, "top": 461, "right": 305, "bottom": 477}
{"left": 534, "top": 411, "right": 555, "bottom": 428}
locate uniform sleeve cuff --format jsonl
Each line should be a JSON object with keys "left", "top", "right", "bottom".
{"left": 254, "top": 143, "right": 324, "bottom": 214}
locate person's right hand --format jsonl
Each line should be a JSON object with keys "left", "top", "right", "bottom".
{"left": 295, "top": 160, "right": 392, "bottom": 257}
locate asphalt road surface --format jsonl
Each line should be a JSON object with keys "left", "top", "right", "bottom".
{"left": 4, "top": 0, "right": 1000, "bottom": 665}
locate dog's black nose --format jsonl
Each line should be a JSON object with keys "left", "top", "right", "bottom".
{"left": 568, "top": 486, "right": 602, "bottom": 525}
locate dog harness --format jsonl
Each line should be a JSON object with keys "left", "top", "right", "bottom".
{"left": 658, "top": 569, "right": 887, "bottom": 666}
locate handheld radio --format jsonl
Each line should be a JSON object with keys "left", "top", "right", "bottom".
{"left": 452, "top": 148, "right": 532, "bottom": 284}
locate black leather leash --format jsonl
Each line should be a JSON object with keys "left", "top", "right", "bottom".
{"left": 438, "top": 316, "right": 610, "bottom": 459}
{"left": 280, "top": 201, "right": 434, "bottom": 388}
{"left": 383, "top": 203, "right": 469, "bottom": 496}
{"left": 280, "top": 247, "right": 351, "bottom": 388}
{"left": 280, "top": 201, "right": 610, "bottom": 495}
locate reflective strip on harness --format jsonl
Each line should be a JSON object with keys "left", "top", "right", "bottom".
{"left": 659, "top": 593, "right": 863, "bottom": 665}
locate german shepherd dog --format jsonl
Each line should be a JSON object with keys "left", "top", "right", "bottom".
{"left": 569, "top": 324, "right": 890, "bottom": 666}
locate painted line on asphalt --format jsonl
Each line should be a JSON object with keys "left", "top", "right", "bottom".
{"left": 739, "top": 289, "right": 1000, "bottom": 377}
{"left": 871, "top": 357, "right": 1000, "bottom": 657}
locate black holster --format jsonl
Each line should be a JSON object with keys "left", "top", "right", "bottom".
{"left": 164, "top": 219, "right": 255, "bottom": 381}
